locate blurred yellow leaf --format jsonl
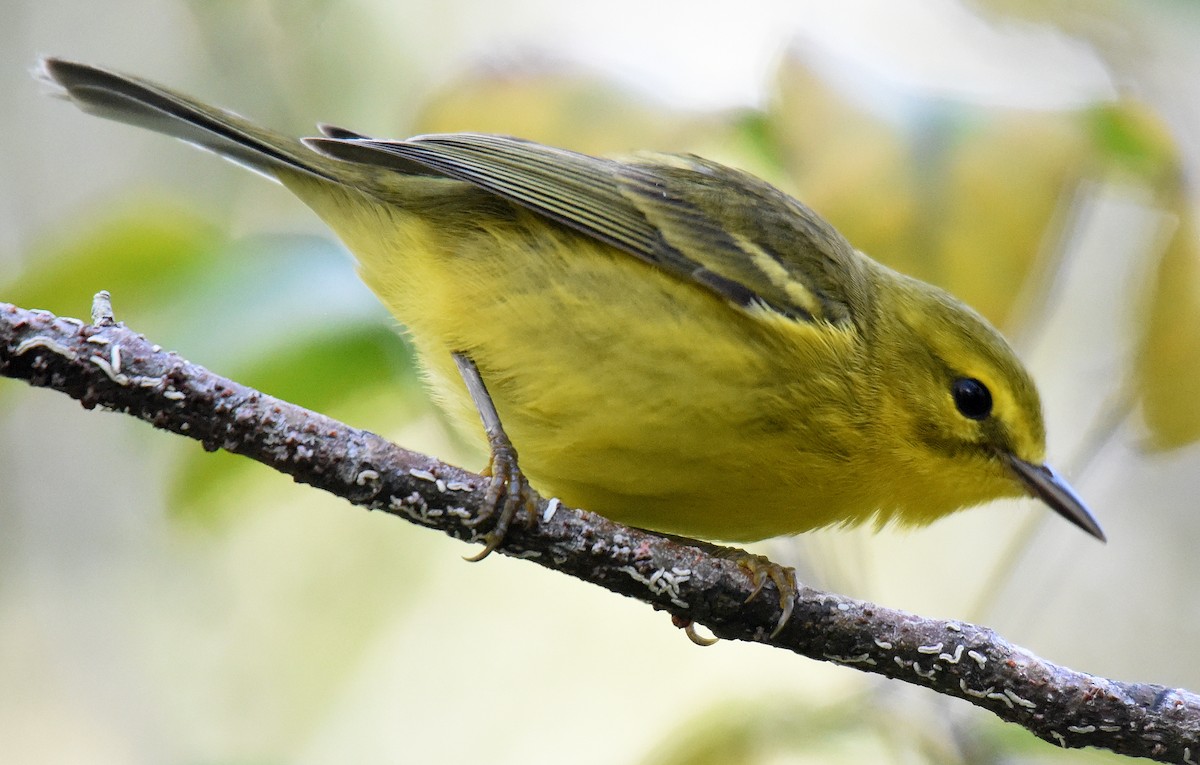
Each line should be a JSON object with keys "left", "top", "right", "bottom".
{"left": 935, "top": 111, "right": 1091, "bottom": 325}
{"left": 638, "top": 689, "right": 1127, "bottom": 765}
{"left": 768, "top": 53, "right": 1197, "bottom": 343}
{"left": 769, "top": 54, "right": 920, "bottom": 277}
{"left": 1083, "top": 100, "right": 1196, "bottom": 450}
{"left": 414, "top": 60, "right": 743, "bottom": 157}
{"left": 769, "top": 53, "right": 1106, "bottom": 329}
{"left": 1137, "top": 198, "right": 1200, "bottom": 450}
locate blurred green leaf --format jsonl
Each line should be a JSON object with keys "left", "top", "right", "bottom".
{"left": 5, "top": 194, "right": 429, "bottom": 520}
{"left": 3, "top": 197, "right": 223, "bottom": 316}
{"left": 169, "top": 321, "right": 419, "bottom": 525}
{"left": 158, "top": 232, "right": 390, "bottom": 369}
{"left": 237, "top": 320, "right": 415, "bottom": 412}
{"left": 978, "top": 714, "right": 1131, "bottom": 763}
{"left": 158, "top": 230, "right": 425, "bottom": 528}
{"left": 639, "top": 695, "right": 874, "bottom": 765}
{"left": 1087, "top": 101, "right": 1181, "bottom": 183}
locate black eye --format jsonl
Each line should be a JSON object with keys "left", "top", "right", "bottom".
{"left": 952, "top": 377, "right": 992, "bottom": 420}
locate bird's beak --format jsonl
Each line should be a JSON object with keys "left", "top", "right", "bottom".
{"left": 1007, "top": 456, "right": 1106, "bottom": 542}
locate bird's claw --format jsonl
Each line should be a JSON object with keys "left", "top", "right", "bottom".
{"left": 737, "top": 553, "right": 798, "bottom": 638}
{"left": 462, "top": 434, "right": 534, "bottom": 562}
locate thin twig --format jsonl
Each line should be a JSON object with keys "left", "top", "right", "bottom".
{"left": 1, "top": 298, "right": 1197, "bottom": 763}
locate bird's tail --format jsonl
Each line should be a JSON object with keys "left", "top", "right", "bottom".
{"left": 39, "top": 57, "right": 340, "bottom": 184}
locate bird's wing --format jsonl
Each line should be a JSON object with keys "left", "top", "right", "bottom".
{"left": 307, "top": 132, "right": 871, "bottom": 325}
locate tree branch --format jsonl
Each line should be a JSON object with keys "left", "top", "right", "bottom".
{"left": 2, "top": 297, "right": 1197, "bottom": 762}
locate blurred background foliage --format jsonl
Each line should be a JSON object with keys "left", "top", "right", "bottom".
{"left": 2, "top": 0, "right": 1198, "bottom": 763}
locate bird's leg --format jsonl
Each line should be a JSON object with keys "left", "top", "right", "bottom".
{"left": 452, "top": 351, "right": 535, "bottom": 561}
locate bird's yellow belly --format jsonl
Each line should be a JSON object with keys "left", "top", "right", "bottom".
{"left": 299, "top": 182, "right": 868, "bottom": 540}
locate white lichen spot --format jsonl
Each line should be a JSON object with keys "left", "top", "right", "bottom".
{"left": 619, "top": 565, "right": 688, "bottom": 608}
{"left": 59, "top": 316, "right": 84, "bottom": 328}
{"left": 389, "top": 491, "right": 442, "bottom": 524}
{"left": 946, "top": 622, "right": 962, "bottom": 632}
{"left": 1183, "top": 746, "right": 1196, "bottom": 765}
{"left": 508, "top": 550, "right": 542, "bottom": 559}
{"left": 912, "top": 662, "right": 937, "bottom": 679}
{"left": 543, "top": 497, "right": 561, "bottom": 523}
{"left": 89, "top": 354, "right": 129, "bottom": 385}
{"left": 967, "top": 650, "right": 987, "bottom": 668}
{"left": 86, "top": 335, "right": 110, "bottom": 346}
{"left": 939, "top": 645, "right": 965, "bottom": 664}
{"left": 408, "top": 468, "right": 437, "bottom": 482}
{"left": 917, "top": 642, "right": 944, "bottom": 654}
{"left": 837, "top": 603, "right": 850, "bottom": 611}
{"left": 355, "top": 469, "right": 380, "bottom": 485}
{"left": 446, "top": 506, "right": 471, "bottom": 519}
{"left": 435, "top": 478, "right": 447, "bottom": 493}
{"left": 445, "top": 480, "right": 472, "bottom": 492}
{"left": 151, "top": 344, "right": 162, "bottom": 353}
{"left": 110, "top": 345, "right": 122, "bottom": 374}
{"left": 874, "top": 639, "right": 893, "bottom": 650}
{"left": 180, "top": 422, "right": 190, "bottom": 431}
{"left": 1097, "top": 725, "right": 1121, "bottom": 733}
{"left": 15, "top": 336, "right": 77, "bottom": 361}
{"left": 1067, "top": 725, "right": 1095, "bottom": 734}
{"left": 959, "top": 679, "right": 992, "bottom": 699}
{"left": 1050, "top": 731, "right": 1067, "bottom": 748}
{"left": 987, "top": 691, "right": 1015, "bottom": 709}
{"left": 619, "top": 565, "right": 648, "bottom": 584}
{"left": 1004, "top": 688, "right": 1036, "bottom": 709}
{"left": 163, "top": 389, "right": 186, "bottom": 401}
{"left": 894, "top": 657, "right": 909, "bottom": 669}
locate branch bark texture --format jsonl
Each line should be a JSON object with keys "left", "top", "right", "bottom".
{"left": 1, "top": 299, "right": 1197, "bottom": 762}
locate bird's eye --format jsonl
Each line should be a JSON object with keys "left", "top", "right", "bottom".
{"left": 952, "top": 377, "right": 992, "bottom": 420}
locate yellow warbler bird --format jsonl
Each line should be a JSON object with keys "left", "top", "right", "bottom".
{"left": 39, "top": 59, "right": 1104, "bottom": 557}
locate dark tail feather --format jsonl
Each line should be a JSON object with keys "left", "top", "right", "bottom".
{"left": 39, "top": 57, "right": 337, "bottom": 182}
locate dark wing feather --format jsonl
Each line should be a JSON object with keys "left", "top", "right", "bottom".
{"left": 617, "top": 154, "right": 871, "bottom": 325}
{"left": 306, "top": 132, "right": 871, "bottom": 325}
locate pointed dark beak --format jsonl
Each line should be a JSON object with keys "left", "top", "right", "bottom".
{"left": 1007, "top": 456, "right": 1106, "bottom": 542}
